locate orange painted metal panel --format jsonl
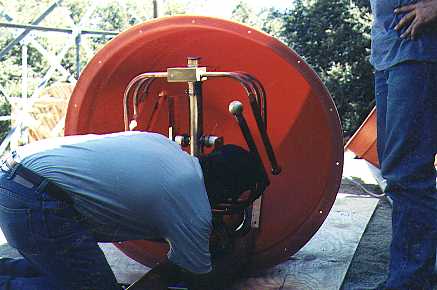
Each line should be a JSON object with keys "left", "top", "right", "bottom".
{"left": 65, "top": 16, "right": 343, "bottom": 270}
{"left": 344, "top": 107, "right": 379, "bottom": 167}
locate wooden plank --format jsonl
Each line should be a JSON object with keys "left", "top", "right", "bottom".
{"left": 231, "top": 194, "right": 379, "bottom": 290}
{"left": 100, "top": 243, "right": 149, "bottom": 284}
{"left": 0, "top": 193, "right": 378, "bottom": 290}
{"left": 100, "top": 193, "right": 378, "bottom": 288}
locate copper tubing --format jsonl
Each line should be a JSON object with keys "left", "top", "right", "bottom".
{"left": 203, "top": 71, "right": 265, "bottom": 124}
{"left": 146, "top": 91, "right": 167, "bottom": 131}
{"left": 123, "top": 70, "right": 280, "bottom": 175}
{"left": 167, "top": 96, "right": 175, "bottom": 140}
{"left": 133, "top": 78, "right": 155, "bottom": 119}
{"left": 123, "top": 72, "right": 167, "bottom": 130}
{"left": 237, "top": 72, "right": 267, "bottom": 127}
{"left": 204, "top": 72, "right": 280, "bottom": 175}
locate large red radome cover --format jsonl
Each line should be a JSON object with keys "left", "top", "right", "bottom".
{"left": 65, "top": 16, "right": 343, "bottom": 270}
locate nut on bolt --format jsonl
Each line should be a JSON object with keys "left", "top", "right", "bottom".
{"left": 202, "top": 135, "right": 224, "bottom": 148}
{"left": 175, "top": 135, "right": 190, "bottom": 147}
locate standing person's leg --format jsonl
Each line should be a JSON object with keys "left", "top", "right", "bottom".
{"left": 379, "top": 61, "right": 437, "bottom": 290}
{"left": 0, "top": 169, "right": 121, "bottom": 290}
{"left": 375, "top": 70, "right": 388, "bottom": 166}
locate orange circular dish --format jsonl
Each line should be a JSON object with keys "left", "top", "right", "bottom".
{"left": 65, "top": 16, "right": 343, "bottom": 270}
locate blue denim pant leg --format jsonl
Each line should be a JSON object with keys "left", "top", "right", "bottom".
{"left": 0, "top": 258, "right": 40, "bottom": 277}
{"left": 0, "top": 170, "right": 121, "bottom": 290}
{"left": 375, "top": 62, "right": 437, "bottom": 290}
{"left": 0, "top": 258, "right": 54, "bottom": 290}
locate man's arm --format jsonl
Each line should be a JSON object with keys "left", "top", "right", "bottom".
{"left": 126, "top": 234, "right": 255, "bottom": 290}
{"left": 127, "top": 215, "right": 256, "bottom": 290}
{"left": 394, "top": 0, "right": 437, "bottom": 39}
{"left": 125, "top": 258, "right": 216, "bottom": 290}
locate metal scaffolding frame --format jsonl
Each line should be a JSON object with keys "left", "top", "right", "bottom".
{"left": 0, "top": 0, "right": 159, "bottom": 154}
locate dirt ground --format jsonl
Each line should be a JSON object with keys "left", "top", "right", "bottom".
{"left": 340, "top": 180, "right": 437, "bottom": 290}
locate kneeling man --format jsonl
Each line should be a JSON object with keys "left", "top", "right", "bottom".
{"left": 0, "top": 131, "right": 266, "bottom": 290}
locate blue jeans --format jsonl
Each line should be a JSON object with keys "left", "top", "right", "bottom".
{"left": 375, "top": 61, "right": 437, "bottom": 290}
{"left": 0, "top": 167, "right": 121, "bottom": 290}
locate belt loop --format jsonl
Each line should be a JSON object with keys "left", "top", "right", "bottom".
{"left": 6, "top": 163, "right": 20, "bottom": 180}
{"left": 36, "top": 178, "right": 49, "bottom": 194}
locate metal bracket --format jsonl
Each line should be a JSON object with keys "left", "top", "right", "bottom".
{"left": 167, "top": 67, "right": 206, "bottom": 82}
{"left": 251, "top": 197, "right": 262, "bottom": 228}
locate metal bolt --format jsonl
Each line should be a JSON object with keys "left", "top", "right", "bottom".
{"left": 187, "top": 57, "right": 200, "bottom": 67}
{"left": 175, "top": 135, "right": 190, "bottom": 147}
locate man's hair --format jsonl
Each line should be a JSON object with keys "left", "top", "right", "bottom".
{"left": 199, "top": 144, "right": 266, "bottom": 205}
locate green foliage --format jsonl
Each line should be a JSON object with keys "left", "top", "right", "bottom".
{"left": 0, "top": 98, "right": 11, "bottom": 142}
{"left": 231, "top": 2, "right": 282, "bottom": 34}
{"left": 271, "top": 0, "right": 373, "bottom": 136}
{"left": 63, "top": 0, "right": 90, "bottom": 23}
{"left": 163, "top": 1, "right": 188, "bottom": 15}
{"left": 232, "top": 2, "right": 257, "bottom": 27}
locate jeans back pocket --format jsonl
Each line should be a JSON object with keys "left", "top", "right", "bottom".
{"left": 0, "top": 202, "right": 36, "bottom": 253}
{"left": 41, "top": 205, "right": 84, "bottom": 240}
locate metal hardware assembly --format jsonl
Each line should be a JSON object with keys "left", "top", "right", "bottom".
{"left": 122, "top": 57, "right": 281, "bottom": 216}
{"left": 201, "top": 135, "right": 224, "bottom": 148}
{"left": 175, "top": 134, "right": 190, "bottom": 147}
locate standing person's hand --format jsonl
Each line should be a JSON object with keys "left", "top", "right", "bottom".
{"left": 394, "top": 0, "right": 437, "bottom": 39}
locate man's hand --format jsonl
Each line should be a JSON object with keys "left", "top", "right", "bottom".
{"left": 208, "top": 229, "right": 257, "bottom": 290}
{"left": 394, "top": 0, "right": 437, "bottom": 40}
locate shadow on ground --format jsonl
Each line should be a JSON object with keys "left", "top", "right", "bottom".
{"left": 340, "top": 197, "right": 391, "bottom": 290}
